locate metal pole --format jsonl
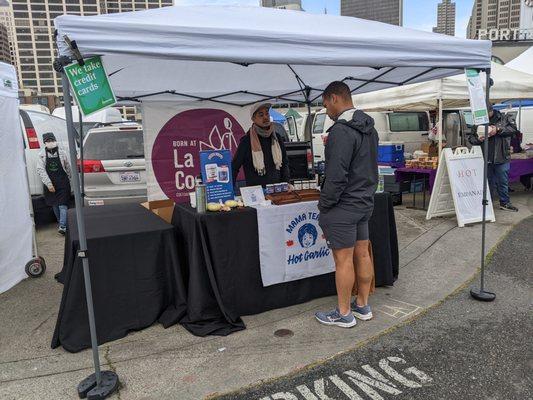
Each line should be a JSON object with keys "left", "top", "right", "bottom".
{"left": 56, "top": 55, "right": 118, "bottom": 398}
{"left": 79, "top": 108, "right": 84, "bottom": 202}
{"left": 518, "top": 99, "right": 522, "bottom": 131}
{"left": 60, "top": 72, "right": 102, "bottom": 385}
{"left": 480, "top": 72, "right": 489, "bottom": 292}
{"left": 438, "top": 97, "right": 443, "bottom": 159}
{"left": 471, "top": 68, "right": 495, "bottom": 302}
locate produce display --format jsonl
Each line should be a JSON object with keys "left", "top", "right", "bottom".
{"left": 204, "top": 188, "right": 321, "bottom": 211}
{"left": 405, "top": 156, "right": 439, "bottom": 170}
{"left": 207, "top": 199, "right": 244, "bottom": 212}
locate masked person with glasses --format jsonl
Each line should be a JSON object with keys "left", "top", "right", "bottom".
{"left": 36, "top": 132, "right": 72, "bottom": 234}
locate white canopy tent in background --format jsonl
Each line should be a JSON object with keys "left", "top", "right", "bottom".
{"left": 54, "top": 5, "right": 492, "bottom": 106}
{"left": 0, "top": 62, "right": 32, "bottom": 294}
{"left": 351, "top": 62, "right": 533, "bottom": 111}
{"left": 505, "top": 46, "right": 533, "bottom": 75}
{"left": 51, "top": 5, "right": 495, "bottom": 394}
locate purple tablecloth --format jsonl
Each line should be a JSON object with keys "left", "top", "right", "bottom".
{"left": 395, "top": 160, "right": 532, "bottom": 194}
{"left": 510, "top": 158, "right": 533, "bottom": 183}
{"left": 395, "top": 168, "right": 437, "bottom": 193}
{"left": 379, "top": 161, "right": 406, "bottom": 169}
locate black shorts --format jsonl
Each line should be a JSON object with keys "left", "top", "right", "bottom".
{"left": 319, "top": 207, "right": 372, "bottom": 250}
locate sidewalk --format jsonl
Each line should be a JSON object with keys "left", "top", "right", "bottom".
{"left": 0, "top": 191, "right": 531, "bottom": 400}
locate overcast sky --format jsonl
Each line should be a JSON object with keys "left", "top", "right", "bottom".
{"left": 175, "top": 0, "right": 474, "bottom": 38}
{"left": 1, "top": 0, "right": 474, "bottom": 38}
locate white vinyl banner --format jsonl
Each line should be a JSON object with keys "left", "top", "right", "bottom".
{"left": 256, "top": 201, "right": 334, "bottom": 286}
{"left": 141, "top": 101, "right": 251, "bottom": 203}
{"left": 0, "top": 63, "right": 31, "bottom": 293}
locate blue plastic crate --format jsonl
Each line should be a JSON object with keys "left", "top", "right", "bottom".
{"left": 378, "top": 142, "right": 404, "bottom": 163}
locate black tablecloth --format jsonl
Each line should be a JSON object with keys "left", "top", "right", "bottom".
{"left": 51, "top": 204, "right": 187, "bottom": 352}
{"left": 172, "top": 192, "right": 398, "bottom": 337}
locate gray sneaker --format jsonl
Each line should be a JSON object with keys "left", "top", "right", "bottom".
{"left": 500, "top": 203, "right": 518, "bottom": 212}
{"left": 315, "top": 308, "right": 357, "bottom": 328}
{"left": 351, "top": 302, "right": 373, "bottom": 320}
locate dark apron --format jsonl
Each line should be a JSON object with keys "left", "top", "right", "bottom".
{"left": 43, "top": 149, "right": 71, "bottom": 207}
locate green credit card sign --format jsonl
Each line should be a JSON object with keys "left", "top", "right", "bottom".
{"left": 64, "top": 56, "right": 116, "bottom": 116}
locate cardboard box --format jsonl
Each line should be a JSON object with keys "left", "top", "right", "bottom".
{"left": 141, "top": 199, "right": 175, "bottom": 224}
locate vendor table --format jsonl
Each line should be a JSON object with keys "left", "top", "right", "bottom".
{"left": 510, "top": 158, "right": 533, "bottom": 185}
{"left": 171, "top": 192, "right": 398, "bottom": 337}
{"left": 394, "top": 168, "right": 436, "bottom": 210}
{"left": 52, "top": 204, "right": 187, "bottom": 352}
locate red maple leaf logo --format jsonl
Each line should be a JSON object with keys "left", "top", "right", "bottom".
{"left": 286, "top": 240, "right": 294, "bottom": 247}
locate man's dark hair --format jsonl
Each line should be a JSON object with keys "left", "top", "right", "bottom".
{"left": 323, "top": 81, "right": 351, "bottom": 100}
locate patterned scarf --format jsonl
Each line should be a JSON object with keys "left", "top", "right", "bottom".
{"left": 250, "top": 123, "right": 283, "bottom": 176}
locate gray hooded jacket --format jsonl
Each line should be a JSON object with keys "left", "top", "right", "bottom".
{"left": 319, "top": 109, "right": 379, "bottom": 214}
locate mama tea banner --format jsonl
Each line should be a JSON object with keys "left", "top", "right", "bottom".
{"left": 255, "top": 201, "right": 334, "bottom": 286}
{"left": 142, "top": 101, "right": 249, "bottom": 203}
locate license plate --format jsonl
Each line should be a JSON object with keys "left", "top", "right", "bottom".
{"left": 119, "top": 171, "right": 141, "bottom": 182}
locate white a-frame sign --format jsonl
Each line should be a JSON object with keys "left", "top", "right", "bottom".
{"left": 427, "top": 147, "right": 495, "bottom": 227}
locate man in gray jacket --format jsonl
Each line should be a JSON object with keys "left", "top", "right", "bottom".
{"left": 315, "top": 81, "right": 379, "bottom": 328}
{"left": 469, "top": 105, "right": 518, "bottom": 212}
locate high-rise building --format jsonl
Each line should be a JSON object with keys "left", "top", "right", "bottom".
{"left": 103, "top": 0, "right": 172, "bottom": 14}
{"left": 341, "top": 0, "right": 403, "bottom": 26}
{"left": 10, "top": 0, "right": 103, "bottom": 96}
{"left": 467, "top": 0, "right": 523, "bottom": 39}
{"left": 10, "top": 0, "right": 173, "bottom": 98}
{"left": 0, "top": 5, "right": 17, "bottom": 67}
{"left": 467, "top": 0, "right": 532, "bottom": 63}
{"left": 261, "top": 0, "right": 303, "bottom": 11}
{"left": 0, "top": 23, "right": 10, "bottom": 64}
{"left": 432, "top": 0, "right": 455, "bottom": 36}
{"left": 520, "top": 0, "right": 533, "bottom": 30}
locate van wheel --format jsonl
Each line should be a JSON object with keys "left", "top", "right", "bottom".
{"left": 25, "top": 257, "right": 46, "bottom": 278}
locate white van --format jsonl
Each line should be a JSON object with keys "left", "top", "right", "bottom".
{"left": 310, "top": 109, "right": 430, "bottom": 162}
{"left": 20, "top": 104, "right": 51, "bottom": 114}
{"left": 502, "top": 106, "right": 533, "bottom": 146}
{"left": 52, "top": 106, "right": 123, "bottom": 134}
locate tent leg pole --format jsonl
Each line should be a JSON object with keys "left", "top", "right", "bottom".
{"left": 60, "top": 71, "right": 120, "bottom": 398}
{"left": 438, "top": 97, "right": 443, "bottom": 160}
{"left": 79, "top": 108, "right": 84, "bottom": 203}
{"left": 471, "top": 68, "right": 495, "bottom": 303}
{"left": 306, "top": 100, "right": 312, "bottom": 141}
{"left": 306, "top": 100, "right": 315, "bottom": 178}
{"left": 518, "top": 99, "right": 522, "bottom": 132}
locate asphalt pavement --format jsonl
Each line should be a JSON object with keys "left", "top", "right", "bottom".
{"left": 1, "top": 192, "right": 531, "bottom": 400}
{"left": 216, "top": 215, "right": 533, "bottom": 400}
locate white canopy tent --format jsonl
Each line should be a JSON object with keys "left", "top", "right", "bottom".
{"left": 505, "top": 47, "right": 533, "bottom": 75}
{"left": 54, "top": 5, "right": 491, "bottom": 106}
{"left": 351, "top": 62, "right": 533, "bottom": 112}
{"left": 0, "top": 62, "right": 32, "bottom": 293}
{"left": 52, "top": 5, "right": 495, "bottom": 395}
